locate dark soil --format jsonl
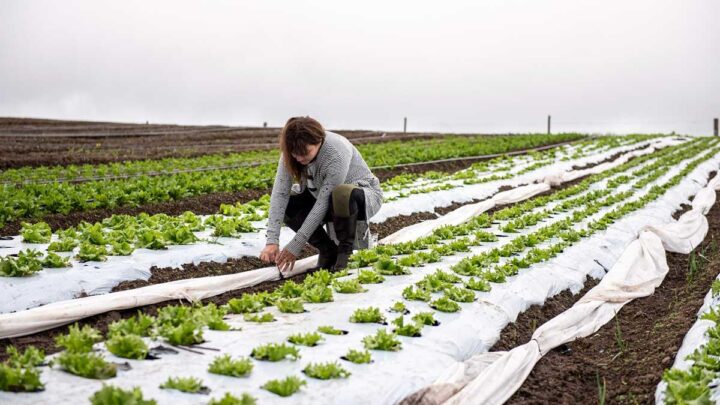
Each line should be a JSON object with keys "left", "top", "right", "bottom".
{"left": 0, "top": 118, "right": 465, "bottom": 169}
{"left": 506, "top": 191, "right": 720, "bottom": 405}
{"left": 0, "top": 117, "right": 576, "bottom": 169}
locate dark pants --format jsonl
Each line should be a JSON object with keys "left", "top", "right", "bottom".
{"left": 283, "top": 186, "right": 366, "bottom": 247}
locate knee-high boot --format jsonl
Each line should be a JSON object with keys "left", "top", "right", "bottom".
{"left": 332, "top": 211, "right": 358, "bottom": 271}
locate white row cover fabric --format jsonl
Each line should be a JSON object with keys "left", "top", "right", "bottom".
{"left": 0, "top": 139, "right": 667, "bottom": 314}
{"left": 0, "top": 141, "right": 673, "bottom": 338}
{"left": 421, "top": 155, "right": 720, "bottom": 405}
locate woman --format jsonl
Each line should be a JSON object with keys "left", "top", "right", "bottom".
{"left": 259, "top": 116, "right": 383, "bottom": 273}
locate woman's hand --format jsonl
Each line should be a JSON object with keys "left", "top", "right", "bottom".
{"left": 276, "top": 248, "right": 297, "bottom": 273}
{"left": 260, "top": 244, "right": 280, "bottom": 263}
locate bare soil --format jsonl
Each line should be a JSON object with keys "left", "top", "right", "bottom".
{"left": 0, "top": 117, "right": 518, "bottom": 169}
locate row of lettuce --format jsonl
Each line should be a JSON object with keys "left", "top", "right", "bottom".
{"left": 0, "top": 133, "right": 599, "bottom": 229}
{"left": 0, "top": 137, "right": 713, "bottom": 403}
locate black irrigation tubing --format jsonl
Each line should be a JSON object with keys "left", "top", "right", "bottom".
{"left": 0, "top": 138, "right": 587, "bottom": 186}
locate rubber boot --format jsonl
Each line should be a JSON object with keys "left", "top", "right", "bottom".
{"left": 309, "top": 228, "right": 338, "bottom": 271}
{"left": 331, "top": 212, "right": 358, "bottom": 272}
{"left": 284, "top": 212, "right": 337, "bottom": 271}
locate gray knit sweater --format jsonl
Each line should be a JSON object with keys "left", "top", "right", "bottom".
{"left": 266, "top": 131, "right": 383, "bottom": 256}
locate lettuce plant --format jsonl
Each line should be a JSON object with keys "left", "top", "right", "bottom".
{"left": 77, "top": 242, "right": 109, "bottom": 262}
{"left": 208, "top": 354, "right": 253, "bottom": 378}
{"left": 207, "top": 392, "right": 256, "bottom": 405}
{"left": 342, "top": 349, "right": 372, "bottom": 364}
{"left": 47, "top": 237, "right": 78, "bottom": 252}
{"left": 251, "top": 343, "right": 300, "bottom": 362}
{"left": 262, "top": 376, "right": 306, "bottom": 397}
{"left": 443, "top": 286, "right": 476, "bottom": 303}
{"left": 302, "top": 285, "right": 333, "bottom": 303}
{"left": 373, "top": 257, "right": 409, "bottom": 276}
{"left": 303, "top": 361, "right": 351, "bottom": 380}
{"left": 5, "top": 346, "right": 45, "bottom": 368}
{"left": 105, "top": 334, "right": 148, "bottom": 360}
{"left": 402, "top": 285, "right": 431, "bottom": 302}
{"left": 55, "top": 352, "right": 117, "bottom": 379}
{"left": 160, "top": 376, "right": 206, "bottom": 394}
{"left": 392, "top": 316, "right": 422, "bottom": 337}
{"left": 276, "top": 298, "right": 305, "bottom": 313}
{"left": 332, "top": 278, "right": 367, "bottom": 294}
{"left": 412, "top": 311, "right": 440, "bottom": 326}
{"left": 350, "top": 307, "right": 386, "bottom": 324}
{"left": 107, "top": 312, "right": 155, "bottom": 338}
{"left": 55, "top": 324, "right": 103, "bottom": 353}
{"left": 356, "top": 269, "right": 385, "bottom": 284}
{"left": 317, "top": 325, "right": 347, "bottom": 335}
{"left": 287, "top": 332, "right": 323, "bottom": 347}
{"left": 42, "top": 252, "right": 71, "bottom": 268}
{"left": 243, "top": 313, "right": 275, "bottom": 323}
{"left": 464, "top": 277, "right": 491, "bottom": 292}
{"left": 20, "top": 221, "right": 52, "bottom": 243}
{"left": 89, "top": 384, "right": 156, "bottom": 405}
{"left": 0, "top": 250, "right": 44, "bottom": 277}
{"left": 430, "top": 296, "right": 461, "bottom": 313}
{"left": 0, "top": 363, "right": 44, "bottom": 392}
{"left": 362, "top": 329, "right": 402, "bottom": 351}
{"left": 225, "top": 294, "right": 266, "bottom": 314}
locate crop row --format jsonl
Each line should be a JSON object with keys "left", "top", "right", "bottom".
{"left": 0, "top": 134, "right": 586, "bottom": 184}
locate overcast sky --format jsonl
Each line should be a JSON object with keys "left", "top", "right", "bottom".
{"left": 1, "top": 0, "right": 718, "bottom": 134}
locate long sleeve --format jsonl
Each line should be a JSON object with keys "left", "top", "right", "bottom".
{"left": 284, "top": 144, "right": 351, "bottom": 256}
{"left": 265, "top": 155, "right": 292, "bottom": 245}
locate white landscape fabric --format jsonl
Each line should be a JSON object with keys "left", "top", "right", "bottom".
{"left": 0, "top": 138, "right": 675, "bottom": 314}
{"left": 0, "top": 144, "right": 715, "bottom": 405}
{"left": 422, "top": 157, "right": 720, "bottom": 405}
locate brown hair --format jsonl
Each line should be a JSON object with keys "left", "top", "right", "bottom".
{"left": 279, "top": 116, "right": 326, "bottom": 181}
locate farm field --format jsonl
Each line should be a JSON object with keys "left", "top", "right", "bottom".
{"left": 1, "top": 121, "right": 719, "bottom": 405}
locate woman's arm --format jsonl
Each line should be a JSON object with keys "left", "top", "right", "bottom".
{"left": 283, "top": 148, "right": 351, "bottom": 257}
{"left": 265, "top": 155, "right": 293, "bottom": 246}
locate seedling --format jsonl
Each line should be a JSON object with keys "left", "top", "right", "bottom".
{"left": 208, "top": 354, "right": 253, "bottom": 377}
{"left": 342, "top": 349, "right": 372, "bottom": 364}
{"left": 250, "top": 343, "right": 300, "bottom": 362}
{"left": 430, "top": 296, "right": 461, "bottom": 313}
{"left": 303, "top": 361, "right": 351, "bottom": 380}
{"left": 350, "top": 307, "right": 386, "bottom": 324}
{"left": 89, "top": 385, "right": 156, "bottom": 405}
{"left": 276, "top": 298, "right": 306, "bottom": 313}
{"left": 160, "top": 376, "right": 208, "bottom": 394}
{"left": 262, "top": 376, "right": 306, "bottom": 397}
{"left": 317, "top": 325, "right": 348, "bottom": 335}
{"left": 105, "top": 334, "right": 148, "bottom": 360}
{"left": 362, "top": 329, "right": 402, "bottom": 351}
{"left": 287, "top": 332, "right": 323, "bottom": 347}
